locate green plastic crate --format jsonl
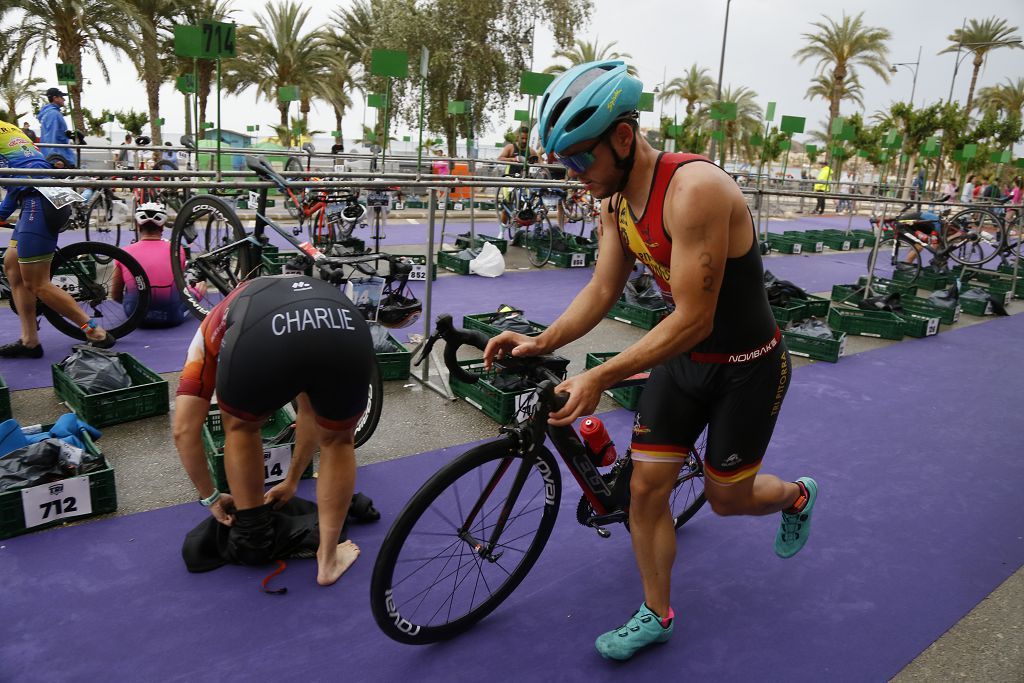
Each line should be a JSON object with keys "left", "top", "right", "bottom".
{"left": 783, "top": 231, "right": 824, "bottom": 253}
{"left": 52, "top": 353, "right": 169, "bottom": 428}
{"left": 857, "top": 276, "right": 918, "bottom": 297}
{"left": 896, "top": 311, "right": 940, "bottom": 338}
{"left": 0, "top": 374, "right": 9, "bottom": 421}
{"left": 261, "top": 249, "right": 313, "bottom": 276}
{"left": 802, "top": 294, "right": 831, "bottom": 317}
{"left": 830, "top": 283, "right": 866, "bottom": 305}
{"left": 376, "top": 334, "right": 411, "bottom": 381}
{"left": 463, "top": 312, "right": 547, "bottom": 339}
{"left": 782, "top": 328, "right": 846, "bottom": 363}
{"left": 959, "top": 294, "right": 995, "bottom": 316}
{"left": 901, "top": 295, "right": 960, "bottom": 325}
{"left": 960, "top": 278, "right": 1012, "bottom": 308}
{"left": 850, "top": 229, "right": 876, "bottom": 247}
{"left": 822, "top": 229, "right": 864, "bottom": 249}
{"left": 827, "top": 306, "right": 905, "bottom": 340}
{"left": 892, "top": 267, "right": 954, "bottom": 291}
{"left": 585, "top": 352, "right": 646, "bottom": 410}
{"left": 437, "top": 248, "right": 471, "bottom": 274}
{"left": 605, "top": 298, "right": 668, "bottom": 330}
{"left": 53, "top": 254, "right": 97, "bottom": 279}
{"left": 454, "top": 233, "right": 508, "bottom": 254}
{"left": 448, "top": 358, "right": 567, "bottom": 424}
{"left": 202, "top": 403, "right": 311, "bottom": 492}
{"left": 964, "top": 270, "right": 1023, "bottom": 298}
{"left": 767, "top": 234, "right": 804, "bottom": 254}
{"left": 771, "top": 301, "right": 808, "bottom": 324}
{"left": 0, "top": 427, "right": 116, "bottom": 539}
{"left": 806, "top": 230, "right": 852, "bottom": 251}
{"left": 547, "top": 249, "right": 594, "bottom": 268}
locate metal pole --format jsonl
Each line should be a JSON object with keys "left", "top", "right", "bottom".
{"left": 947, "top": 19, "right": 966, "bottom": 103}
{"left": 709, "top": 0, "right": 731, "bottom": 163}
{"left": 215, "top": 56, "right": 222, "bottom": 182}
{"left": 381, "top": 78, "right": 391, "bottom": 173}
{"left": 910, "top": 45, "right": 921, "bottom": 105}
{"left": 413, "top": 188, "right": 454, "bottom": 400}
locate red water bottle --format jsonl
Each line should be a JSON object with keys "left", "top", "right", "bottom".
{"left": 579, "top": 416, "right": 617, "bottom": 467}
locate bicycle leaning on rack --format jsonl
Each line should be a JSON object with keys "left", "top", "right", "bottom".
{"left": 167, "top": 155, "right": 424, "bottom": 447}
{"left": 868, "top": 201, "right": 1006, "bottom": 282}
{"left": 1, "top": 231, "right": 151, "bottom": 340}
{"left": 369, "top": 314, "right": 707, "bottom": 644}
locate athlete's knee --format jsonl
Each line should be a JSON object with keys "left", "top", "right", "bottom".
{"left": 706, "top": 487, "right": 756, "bottom": 516}
{"left": 629, "top": 469, "right": 678, "bottom": 502}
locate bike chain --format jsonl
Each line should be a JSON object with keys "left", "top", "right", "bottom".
{"left": 575, "top": 455, "right": 630, "bottom": 527}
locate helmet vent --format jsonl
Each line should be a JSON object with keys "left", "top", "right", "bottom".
{"left": 565, "top": 106, "right": 596, "bottom": 133}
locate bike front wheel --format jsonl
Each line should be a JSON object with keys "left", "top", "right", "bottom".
{"left": 670, "top": 438, "right": 707, "bottom": 529}
{"left": 942, "top": 207, "right": 1005, "bottom": 267}
{"left": 870, "top": 237, "right": 922, "bottom": 283}
{"left": 353, "top": 361, "right": 383, "bottom": 448}
{"left": 169, "top": 194, "right": 253, "bottom": 320}
{"left": 526, "top": 216, "right": 554, "bottom": 267}
{"left": 41, "top": 241, "right": 151, "bottom": 340}
{"left": 370, "top": 439, "right": 561, "bottom": 644}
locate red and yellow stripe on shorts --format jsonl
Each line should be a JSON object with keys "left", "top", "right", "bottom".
{"left": 703, "top": 459, "right": 762, "bottom": 485}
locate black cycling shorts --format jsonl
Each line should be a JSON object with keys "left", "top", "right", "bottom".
{"left": 629, "top": 341, "right": 791, "bottom": 485}
{"left": 179, "top": 276, "right": 374, "bottom": 430}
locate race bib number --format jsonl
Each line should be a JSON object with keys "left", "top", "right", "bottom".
{"left": 248, "top": 191, "right": 259, "bottom": 209}
{"left": 263, "top": 445, "right": 291, "bottom": 484}
{"left": 570, "top": 253, "right": 586, "bottom": 267}
{"left": 37, "top": 186, "right": 84, "bottom": 209}
{"left": 21, "top": 476, "right": 92, "bottom": 528}
{"left": 394, "top": 202, "right": 404, "bottom": 210}
{"left": 792, "top": 243, "right": 802, "bottom": 254}
{"left": 409, "top": 264, "right": 428, "bottom": 281}
{"left": 453, "top": 202, "right": 463, "bottom": 211}
{"left": 837, "top": 334, "right": 847, "bottom": 358}
{"left": 925, "top": 317, "right": 939, "bottom": 336}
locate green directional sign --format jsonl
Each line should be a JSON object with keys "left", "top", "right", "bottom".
{"left": 447, "top": 100, "right": 466, "bottom": 115}
{"left": 247, "top": 125, "right": 256, "bottom": 132}
{"left": 1016, "top": 158, "right": 1024, "bottom": 169}
{"left": 278, "top": 85, "right": 300, "bottom": 102}
{"left": 200, "top": 20, "right": 236, "bottom": 58}
{"left": 202, "top": 122, "right": 214, "bottom": 129}
{"left": 883, "top": 130, "right": 902, "bottom": 149}
{"left": 765, "top": 101, "right": 776, "bottom": 122}
{"left": 520, "top": 71, "right": 555, "bottom": 96}
{"left": 370, "top": 49, "right": 409, "bottom": 78}
{"left": 779, "top": 140, "right": 791, "bottom": 151}
{"left": 154, "top": 117, "right": 165, "bottom": 126}
{"left": 667, "top": 124, "right": 682, "bottom": 137}
{"left": 804, "top": 144, "right": 817, "bottom": 156}
{"left": 749, "top": 133, "right": 763, "bottom": 147}
{"left": 710, "top": 101, "right": 737, "bottom": 121}
{"left": 402, "top": 135, "right": 410, "bottom": 142}
{"left": 514, "top": 109, "right": 530, "bottom": 122}
{"left": 495, "top": 142, "right": 504, "bottom": 147}
{"left": 711, "top": 129, "right": 726, "bottom": 142}
{"left": 367, "top": 92, "right": 387, "bottom": 108}
{"left": 989, "top": 149, "right": 1011, "bottom": 163}
{"left": 830, "top": 117, "right": 845, "bottom": 136}
{"left": 173, "top": 25, "right": 202, "bottom": 58}
{"left": 834, "top": 123, "right": 855, "bottom": 141}
{"left": 56, "top": 63, "right": 77, "bottom": 85}
{"left": 638, "top": 92, "right": 655, "bottom": 112}
{"left": 962, "top": 143, "right": 977, "bottom": 159}
{"left": 858, "top": 149, "right": 870, "bottom": 158}
{"left": 176, "top": 74, "right": 196, "bottom": 93}
{"left": 899, "top": 152, "right": 909, "bottom": 163}
{"left": 779, "top": 115, "right": 805, "bottom": 134}
{"left": 106, "top": 113, "right": 115, "bottom": 122}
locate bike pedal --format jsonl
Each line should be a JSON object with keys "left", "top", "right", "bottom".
{"left": 595, "top": 527, "right": 611, "bottom": 539}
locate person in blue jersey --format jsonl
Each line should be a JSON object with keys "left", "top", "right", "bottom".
{"left": 0, "top": 119, "right": 113, "bottom": 358}
{"left": 37, "top": 88, "right": 76, "bottom": 169}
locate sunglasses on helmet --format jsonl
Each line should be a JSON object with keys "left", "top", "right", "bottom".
{"left": 553, "top": 134, "right": 607, "bottom": 174}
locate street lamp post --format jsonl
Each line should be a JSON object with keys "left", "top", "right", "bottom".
{"left": 890, "top": 45, "right": 921, "bottom": 106}
{"left": 709, "top": 0, "right": 732, "bottom": 164}
{"left": 947, "top": 38, "right": 1024, "bottom": 104}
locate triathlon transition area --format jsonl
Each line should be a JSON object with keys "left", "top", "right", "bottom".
{"left": 1, "top": 213, "right": 1022, "bottom": 680}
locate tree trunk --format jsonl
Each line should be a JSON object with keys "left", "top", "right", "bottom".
{"left": 143, "top": 41, "right": 163, "bottom": 145}
{"left": 278, "top": 103, "right": 290, "bottom": 146}
{"left": 183, "top": 93, "right": 192, "bottom": 137}
{"left": 965, "top": 54, "right": 984, "bottom": 113}
{"left": 300, "top": 97, "right": 311, "bottom": 127}
{"left": 900, "top": 151, "right": 919, "bottom": 200}
{"left": 333, "top": 106, "right": 343, "bottom": 145}
{"left": 61, "top": 48, "right": 86, "bottom": 135}
{"left": 198, "top": 61, "right": 214, "bottom": 126}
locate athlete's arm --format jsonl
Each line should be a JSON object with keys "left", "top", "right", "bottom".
{"left": 265, "top": 393, "right": 317, "bottom": 508}
{"left": 496, "top": 143, "right": 519, "bottom": 163}
{"left": 484, "top": 198, "right": 633, "bottom": 367}
{"left": 110, "top": 263, "right": 124, "bottom": 302}
{"left": 548, "top": 166, "right": 730, "bottom": 425}
{"left": 173, "top": 394, "right": 235, "bottom": 525}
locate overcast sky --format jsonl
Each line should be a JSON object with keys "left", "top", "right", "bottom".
{"left": 46, "top": 0, "right": 1024, "bottom": 151}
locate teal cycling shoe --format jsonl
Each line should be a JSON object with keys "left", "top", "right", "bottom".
{"left": 595, "top": 603, "right": 673, "bottom": 661}
{"left": 774, "top": 476, "right": 818, "bottom": 559}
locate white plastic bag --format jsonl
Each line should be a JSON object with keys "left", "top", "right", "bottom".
{"left": 469, "top": 241, "right": 505, "bottom": 278}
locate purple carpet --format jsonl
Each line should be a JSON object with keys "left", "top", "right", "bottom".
{"left": 2, "top": 313, "right": 1022, "bottom": 681}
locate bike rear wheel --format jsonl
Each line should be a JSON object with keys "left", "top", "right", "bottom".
{"left": 85, "top": 192, "right": 122, "bottom": 249}
{"left": 40, "top": 241, "right": 151, "bottom": 340}
{"left": 370, "top": 439, "right": 561, "bottom": 644}
{"left": 870, "top": 237, "right": 922, "bottom": 283}
{"left": 169, "top": 194, "right": 253, "bottom": 320}
{"left": 670, "top": 437, "right": 707, "bottom": 529}
{"left": 942, "top": 207, "right": 1005, "bottom": 267}
{"left": 526, "top": 216, "right": 554, "bottom": 267}
{"left": 354, "top": 361, "right": 383, "bottom": 448}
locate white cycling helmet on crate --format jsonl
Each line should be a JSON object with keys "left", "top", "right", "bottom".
{"left": 135, "top": 202, "right": 168, "bottom": 229}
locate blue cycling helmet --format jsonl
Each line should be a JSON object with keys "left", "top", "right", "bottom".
{"left": 538, "top": 60, "right": 643, "bottom": 154}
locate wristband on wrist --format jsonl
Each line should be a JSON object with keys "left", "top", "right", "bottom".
{"left": 80, "top": 318, "right": 98, "bottom": 331}
{"left": 199, "top": 489, "right": 221, "bottom": 507}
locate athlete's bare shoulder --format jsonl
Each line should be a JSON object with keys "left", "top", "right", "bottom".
{"left": 664, "top": 162, "right": 738, "bottom": 234}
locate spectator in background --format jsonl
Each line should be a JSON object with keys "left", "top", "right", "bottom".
{"left": 960, "top": 175, "right": 975, "bottom": 204}
{"left": 943, "top": 178, "right": 957, "bottom": 201}
{"left": 973, "top": 176, "right": 987, "bottom": 200}
{"left": 1007, "top": 177, "right": 1022, "bottom": 223}
{"left": 37, "top": 87, "right": 76, "bottom": 169}
{"left": 813, "top": 162, "right": 831, "bottom": 214}
{"left": 20, "top": 122, "right": 37, "bottom": 143}
{"left": 910, "top": 167, "right": 925, "bottom": 200}
{"left": 111, "top": 203, "right": 199, "bottom": 328}
{"left": 118, "top": 133, "right": 136, "bottom": 168}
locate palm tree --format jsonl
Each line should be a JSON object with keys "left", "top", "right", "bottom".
{"left": 329, "top": 0, "right": 376, "bottom": 83}
{"left": 317, "top": 58, "right": 356, "bottom": 147}
{"left": 975, "top": 77, "right": 1024, "bottom": 117}
{"left": 222, "top": 0, "right": 331, "bottom": 147}
{"left": 660, "top": 64, "right": 715, "bottom": 116}
{"left": 177, "top": 0, "right": 237, "bottom": 129}
{"left": 543, "top": 39, "right": 637, "bottom": 76}
{"left": 0, "top": 52, "right": 44, "bottom": 123}
{"left": 6, "top": 0, "right": 132, "bottom": 133}
{"left": 805, "top": 71, "right": 864, "bottom": 110}
{"left": 116, "top": 0, "right": 180, "bottom": 145}
{"left": 941, "top": 18, "right": 1023, "bottom": 113}
{"left": 719, "top": 84, "right": 761, "bottom": 163}
{"left": 794, "top": 12, "right": 891, "bottom": 142}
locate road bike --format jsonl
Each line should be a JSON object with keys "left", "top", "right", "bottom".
{"left": 868, "top": 204, "right": 1005, "bottom": 282}
{"left": 369, "top": 315, "right": 707, "bottom": 644}
{"left": 1, "top": 238, "right": 151, "bottom": 341}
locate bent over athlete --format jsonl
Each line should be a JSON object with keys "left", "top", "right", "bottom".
{"left": 484, "top": 61, "right": 818, "bottom": 660}
{"left": 173, "top": 275, "right": 373, "bottom": 586}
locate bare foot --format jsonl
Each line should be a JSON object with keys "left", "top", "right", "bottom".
{"left": 317, "top": 540, "right": 360, "bottom": 586}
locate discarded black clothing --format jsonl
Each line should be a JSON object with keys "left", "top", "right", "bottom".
{"left": 623, "top": 274, "right": 667, "bottom": 309}
{"left": 0, "top": 439, "right": 105, "bottom": 492}
{"left": 788, "top": 318, "right": 835, "bottom": 340}
{"left": 763, "top": 270, "right": 809, "bottom": 307}
{"left": 59, "top": 346, "right": 132, "bottom": 394}
{"left": 858, "top": 292, "right": 903, "bottom": 313}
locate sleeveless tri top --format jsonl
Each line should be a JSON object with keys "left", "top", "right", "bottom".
{"left": 615, "top": 152, "right": 777, "bottom": 356}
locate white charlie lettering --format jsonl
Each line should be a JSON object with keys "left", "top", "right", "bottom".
{"left": 270, "top": 306, "right": 357, "bottom": 335}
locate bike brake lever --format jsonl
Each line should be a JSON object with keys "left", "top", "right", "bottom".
{"left": 412, "top": 333, "right": 442, "bottom": 367}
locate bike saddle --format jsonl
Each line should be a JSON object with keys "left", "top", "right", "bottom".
{"left": 302, "top": 142, "right": 316, "bottom": 155}
{"left": 388, "top": 256, "right": 413, "bottom": 277}
{"left": 135, "top": 135, "right": 151, "bottom": 146}
{"left": 245, "top": 155, "right": 288, "bottom": 187}
{"left": 179, "top": 134, "right": 195, "bottom": 150}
